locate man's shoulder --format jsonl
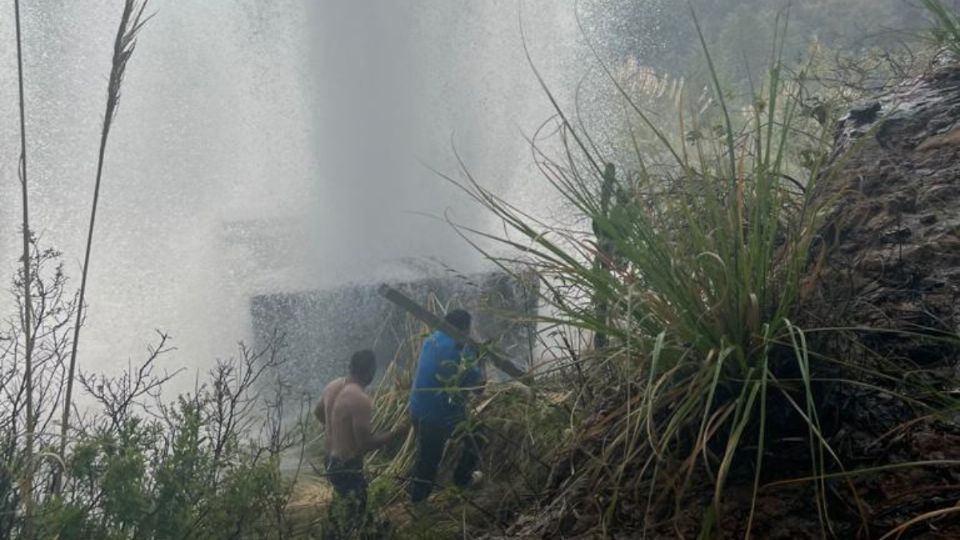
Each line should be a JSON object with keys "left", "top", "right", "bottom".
{"left": 423, "top": 332, "right": 446, "bottom": 350}
{"left": 432, "top": 332, "right": 462, "bottom": 355}
{"left": 321, "top": 377, "right": 346, "bottom": 396}
{"left": 418, "top": 333, "right": 445, "bottom": 364}
{"left": 337, "top": 384, "right": 372, "bottom": 407}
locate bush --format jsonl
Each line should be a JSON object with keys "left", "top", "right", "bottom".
{"left": 0, "top": 237, "right": 308, "bottom": 540}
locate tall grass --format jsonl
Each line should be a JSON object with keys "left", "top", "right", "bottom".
{"left": 57, "top": 0, "right": 152, "bottom": 492}
{"left": 310, "top": 7, "right": 960, "bottom": 537}
{"left": 438, "top": 12, "right": 846, "bottom": 536}
{"left": 13, "top": 0, "right": 37, "bottom": 535}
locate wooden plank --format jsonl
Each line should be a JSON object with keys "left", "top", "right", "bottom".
{"left": 377, "top": 284, "right": 530, "bottom": 384}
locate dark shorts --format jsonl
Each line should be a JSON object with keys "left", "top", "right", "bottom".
{"left": 325, "top": 455, "right": 367, "bottom": 504}
{"left": 324, "top": 456, "right": 367, "bottom": 538}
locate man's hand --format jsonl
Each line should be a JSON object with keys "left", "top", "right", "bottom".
{"left": 391, "top": 420, "right": 411, "bottom": 441}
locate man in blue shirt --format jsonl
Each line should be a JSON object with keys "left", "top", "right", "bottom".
{"left": 408, "top": 309, "right": 485, "bottom": 503}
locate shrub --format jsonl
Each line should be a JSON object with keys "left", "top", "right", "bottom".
{"left": 0, "top": 238, "right": 307, "bottom": 539}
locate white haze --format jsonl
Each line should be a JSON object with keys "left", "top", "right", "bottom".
{"left": 0, "top": 0, "right": 581, "bottom": 388}
{"left": 1, "top": 0, "right": 918, "bottom": 388}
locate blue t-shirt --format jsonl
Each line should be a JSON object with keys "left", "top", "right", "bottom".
{"left": 409, "top": 330, "right": 483, "bottom": 427}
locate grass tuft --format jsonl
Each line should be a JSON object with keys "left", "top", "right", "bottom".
{"left": 432, "top": 9, "right": 870, "bottom": 537}
{"left": 923, "top": 0, "right": 960, "bottom": 57}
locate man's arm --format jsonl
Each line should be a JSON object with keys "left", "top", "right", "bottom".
{"left": 350, "top": 394, "right": 405, "bottom": 453}
{"left": 315, "top": 381, "right": 333, "bottom": 424}
{"left": 314, "top": 398, "right": 325, "bottom": 425}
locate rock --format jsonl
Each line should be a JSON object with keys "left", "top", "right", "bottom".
{"left": 251, "top": 271, "right": 538, "bottom": 400}
{"left": 806, "top": 59, "right": 960, "bottom": 366}
{"left": 847, "top": 100, "right": 883, "bottom": 125}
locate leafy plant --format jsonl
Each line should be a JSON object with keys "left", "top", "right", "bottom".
{"left": 0, "top": 242, "right": 306, "bottom": 539}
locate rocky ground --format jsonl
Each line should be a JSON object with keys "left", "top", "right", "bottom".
{"left": 808, "top": 55, "right": 960, "bottom": 362}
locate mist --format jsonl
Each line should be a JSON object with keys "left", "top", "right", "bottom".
{"left": 0, "top": 1, "right": 582, "bottom": 386}
{"left": 0, "top": 0, "right": 923, "bottom": 383}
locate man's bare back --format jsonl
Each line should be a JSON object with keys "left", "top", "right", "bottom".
{"left": 317, "top": 374, "right": 403, "bottom": 461}
{"left": 320, "top": 377, "right": 375, "bottom": 460}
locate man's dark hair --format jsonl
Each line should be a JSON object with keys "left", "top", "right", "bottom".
{"left": 445, "top": 309, "right": 472, "bottom": 333}
{"left": 349, "top": 349, "right": 377, "bottom": 382}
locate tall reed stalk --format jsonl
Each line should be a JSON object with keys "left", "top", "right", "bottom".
{"left": 55, "top": 0, "right": 151, "bottom": 494}
{"left": 13, "top": 0, "right": 37, "bottom": 534}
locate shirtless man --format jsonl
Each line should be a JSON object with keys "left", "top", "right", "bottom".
{"left": 315, "top": 350, "right": 404, "bottom": 529}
